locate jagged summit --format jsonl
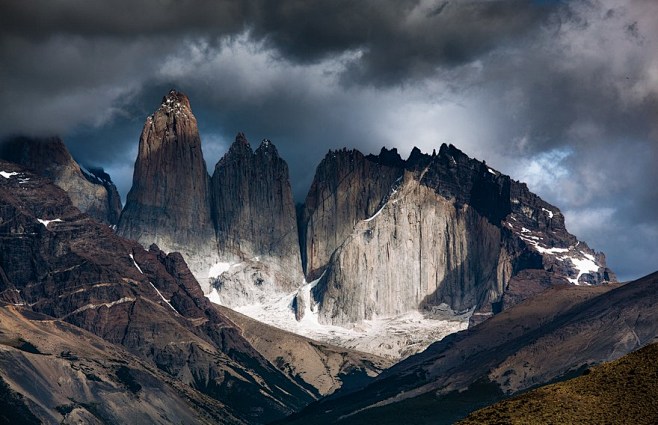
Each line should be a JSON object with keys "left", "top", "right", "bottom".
{"left": 155, "top": 89, "right": 192, "bottom": 116}
{"left": 210, "top": 132, "right": 303, "bottom": 305}
{"left": 220, "top": 132, "right": 254, "bottom": 163}
{"left": 257, "top": 138, "right": 278, "bottom": 155}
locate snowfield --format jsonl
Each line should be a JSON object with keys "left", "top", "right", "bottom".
{"left": 208, "top": 277, "right": 470, "bottom": 359}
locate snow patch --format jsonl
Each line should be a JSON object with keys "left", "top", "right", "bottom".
{"left": 542, "top": 207, "right": 555, "bottom": 218}
{"left": 564, "top": 255, "right": 600, "bottom": 285}
{"left": 364, "top": 202, "right": 387, "bottom": 222}
{"left": 208, "top": 262, "right": 232, "bottom": 279}
{"left": 37, "top": 218, "right": 63, "bottom": 228}
{"left": 129, "top": 253, "right": 143, "bottom": 274}
{"left": 149, "top": 282, "right": 177, "bottom": 313}
{"left": 487, "top": 168, "right": 497, "bottom": 175}
{"left": 236, "top": 277, "right": 470, "bottom": 359}
{"left": 0, "top": 171, "right": 19, "bottom": 179}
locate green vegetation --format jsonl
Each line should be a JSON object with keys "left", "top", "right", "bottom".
{"left": 460, "top": 342, "right": 658, "bottom": 424}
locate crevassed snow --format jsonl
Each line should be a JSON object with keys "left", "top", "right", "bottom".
{"left": 129, "top": 253, "right": 144, "bottom": 274}
{"left": 542, "top": 207, "right": 555, "bottom": 218}
{"left": 37, "top": 218, "right": 63, "bottom": 228}
{"left": 0, "top": 171, "right": 18, "bottom": 179}
{"left": 234, "top": 277, "right": 470, "bottom": 359}
{"left": 208, "top": 262, "right": 232, "bottom": 278}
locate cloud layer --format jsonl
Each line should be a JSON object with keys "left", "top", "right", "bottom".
{"left": 1, "top": 0, "right": 656, "bottom": 280}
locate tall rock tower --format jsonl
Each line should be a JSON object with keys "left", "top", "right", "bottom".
{"left": 117, "top": 90, "right": 217, "bottom": 283}
{"left": 208, "top": 134, "right": 304, "bottom": 306}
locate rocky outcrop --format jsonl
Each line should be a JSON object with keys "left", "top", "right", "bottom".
{"left": 209, "top": 135, "right": 304, "bottom": 306}
{"left": 313, "top": 176, "right": 503, "bottom": 325}
{"left": 304, "top": 144, "right": 615, "bottom": 326}
{"left": 0, "top": 160, "right": 314, "bottom": 423}
{"left": 117, "top": 90, "right": 218, "bottom": 286}
{"left": 0, "top": 136, "right": 122, "bottom": 225}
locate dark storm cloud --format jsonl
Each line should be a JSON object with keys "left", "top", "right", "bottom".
{"left": 2, "top": 0, "right": 555, "bottom": 84}
{"left": 0, "top": 0, "right": 656, "bottom": 280}
{"left": 0, "top": 0, "right": 248, "bottom": 38}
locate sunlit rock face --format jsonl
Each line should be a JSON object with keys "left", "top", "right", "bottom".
{"left": 117, "top": 90, "right": 218, "bottom": 287}
{"left": 303, "top": 144, "right": 615, "bottom": 326}
{"left": 118, "top": 91, "right": 303, "bottom": 301}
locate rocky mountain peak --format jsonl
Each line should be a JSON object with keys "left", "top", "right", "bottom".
{"left": 209, "top": 133, "right": 303, "bottom": 305}
{"left": 256, "top": 138, "right": 278, "bottom": 156}
{"left": 0, "top": 136, "right": 122, "bottom": 225}
{"left": 366, "top": 147, "right": 405, "bottom": 168}
{"left": 117, "top": 90, "right": 216, "bottom": 283}
{"left": 157, "top": 89, "right": 192, "bottom": 115}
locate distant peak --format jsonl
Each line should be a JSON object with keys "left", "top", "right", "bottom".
{"left": 223, "top": 132, "right": 253, "bottom": 158}
{"left": 376, "top": 147, "right": 405, "bottom": 168}
{"left": 235, "top": 132, "right": 250, "bottom": 146}
{"left": 158, "top": 89, "right": 191, "bottom": 115}
{"left": 256, "top": 138, "right": 279, "bottom": 156}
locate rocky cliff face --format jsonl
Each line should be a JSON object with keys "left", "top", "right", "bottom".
{"left": 0, "top": 136, "right": 122, "bottom": 225}
{"left": 209, "top": 134, "right": 304, "bottom": 306}
{"left": 303, "top": 144, "right": 615, "bottom": 326}
{"left": 0, "top": 160, "right": 314, "bottom": 423}
{"left": 301, "top": 148, "right": 404, "bottom": 280}
{"left": 117, "top": 90, "right": 218, "bottom": 286}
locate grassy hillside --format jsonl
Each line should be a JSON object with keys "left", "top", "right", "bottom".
{"left": 460, "top": 341, "right": 658, "bottom": 424}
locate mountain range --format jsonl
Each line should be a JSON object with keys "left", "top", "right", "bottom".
{"left": 0, "top": 89, "right": 653, "bottom": 424}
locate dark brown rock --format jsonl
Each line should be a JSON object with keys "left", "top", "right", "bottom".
{"left": 0, "top": 160, "right": 313, "bottom": 423}
{"left": 117, "top": 89, "right": 217, "bottom": 284}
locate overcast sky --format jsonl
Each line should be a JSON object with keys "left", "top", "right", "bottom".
{"left": 1, "top": 0, "right": 656, "bottom": 281}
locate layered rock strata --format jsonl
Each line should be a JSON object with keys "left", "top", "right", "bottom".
{"left": 0, "top": 159, "right": 313, "bottom": 423}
